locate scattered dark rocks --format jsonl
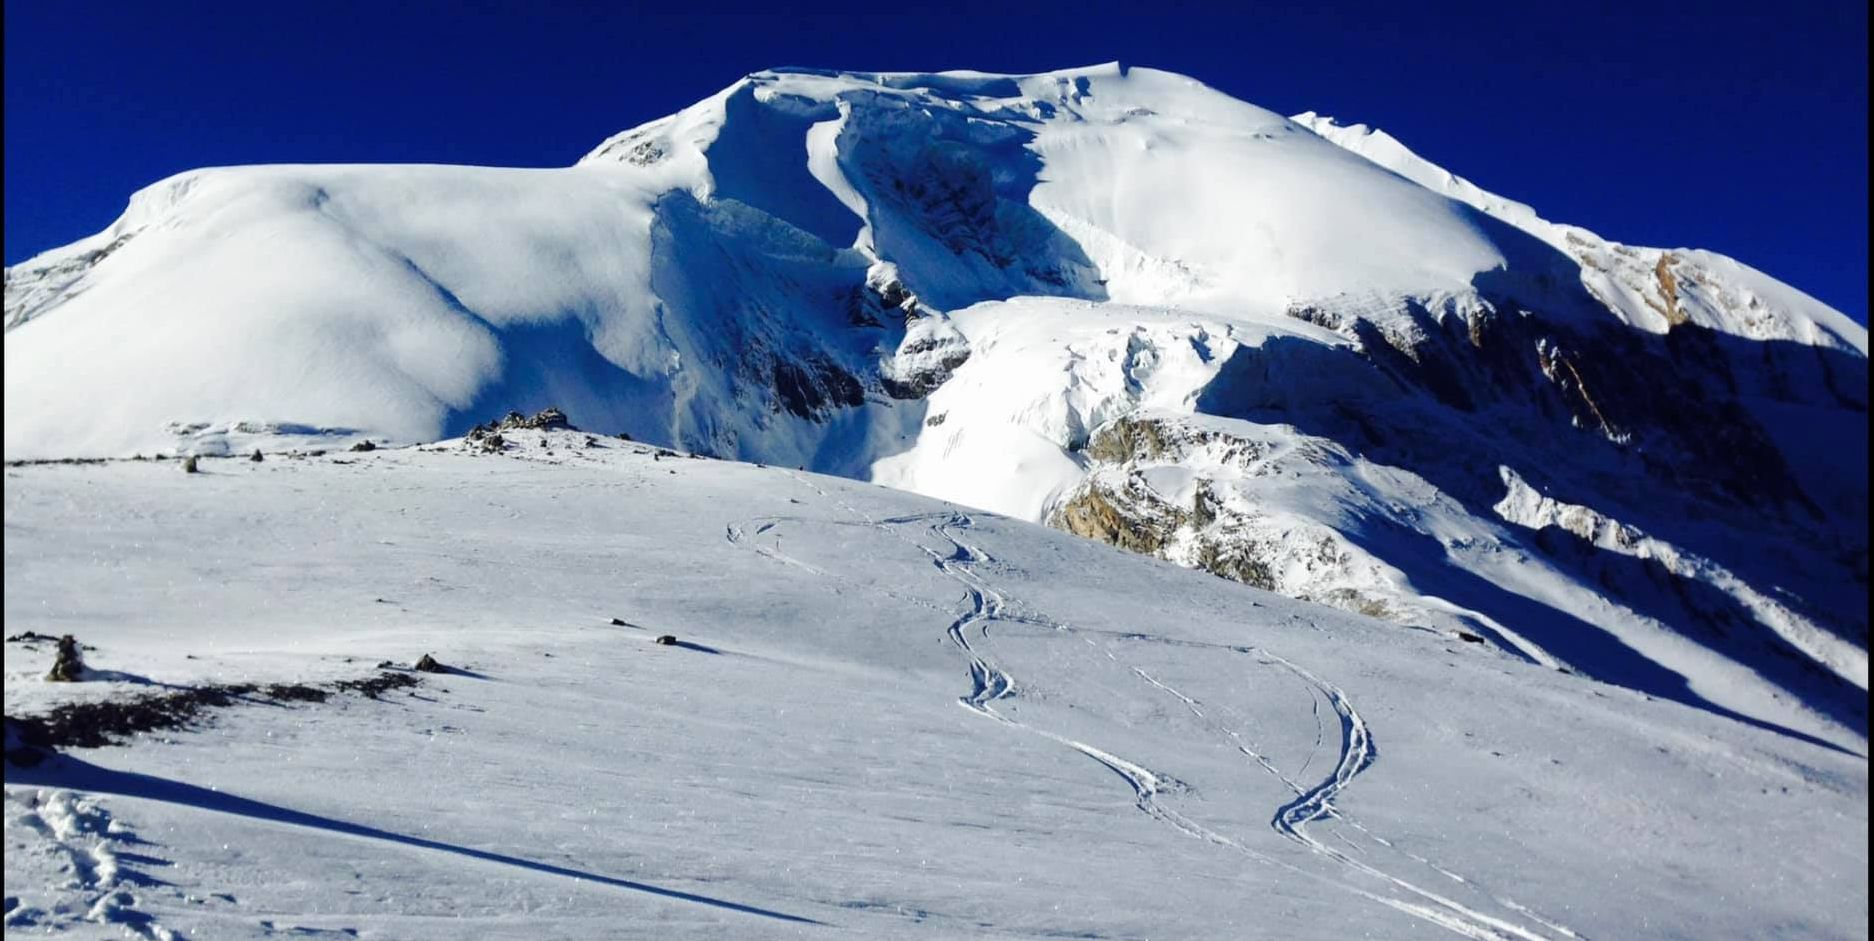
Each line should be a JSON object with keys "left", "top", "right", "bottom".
{"left": 472, "top": 407, "right": 575, "bottom": 437}
{"left": 1455, "top": 631, "right": 1486, "bottom": 644}
{"left": 477, "top": 433, "right": 506, "bottom": 453}
{"left": 413, "top": 653, "right": 447, "bottom": 673}
{"left": 518, "top": 407, "right": 573, "bottom": 430}
{"left": 181, "top": 455, "right": 199, "bottom": 474}
{"left": 610, "top": 617, "right": 631, "bottom": 627}
{"left": 261, "top": 683, "right": 329, "bottom": 703}
{"left": 3, "top": 457, "right": 111, "bottom": 468}
{"left": 4, "top": 631, "right": 63, "bottom": 644}
{"left": 330, "top": 672, "right": 420, "bottom": 699}
{"left": 616, "top": 431, "right": 632, "bottom": 441}
{"left": 46, "top": 635, "right": 86, "bottom": 682}
{"left": 4, "top": 669, "right": 423, "bottom": 764}
{"left": 653, "top": 635, "right": 678, "bottom": 646}
{"left": 250, "top": 449, "right": 264, "bottom": 462}
{"left": 349, "top": 440, "right": 377, "bottom": 452}
{"left": 7, "top": 690, "right": 234, "bottom": 753}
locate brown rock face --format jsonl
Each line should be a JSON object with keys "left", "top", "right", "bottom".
{"left": 1052, "top": 483, "right": 1176, "bottom": 556}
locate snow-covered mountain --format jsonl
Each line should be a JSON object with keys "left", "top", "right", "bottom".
{"left": 4, "top": 63, "right": 1866, "bottom": 756}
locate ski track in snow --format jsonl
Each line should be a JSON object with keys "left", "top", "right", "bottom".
{"left": 733, "top": 479, "right": 1586, "bottom": 941}
{"left": 896, "top": 511, "right": 1231, "bottom": 848}
{"left": 1252, "top": 655, "right": 1583, "bottom": 941}
{"left": 724, "top": 521, "right": 828, "bottom": 575}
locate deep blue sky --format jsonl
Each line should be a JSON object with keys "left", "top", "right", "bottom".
{"left": 6, "top": 1, "right": 1867, "bottom": 320}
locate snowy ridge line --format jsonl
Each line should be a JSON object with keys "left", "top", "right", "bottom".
{"left": 1493, "top": 466, "right": 1868, "bottom": 692}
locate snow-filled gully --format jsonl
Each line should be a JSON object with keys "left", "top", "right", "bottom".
{"left": 728, "top": 498, "right": 1588, "bottom": 941}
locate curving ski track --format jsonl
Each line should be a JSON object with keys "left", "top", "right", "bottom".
{"left": 730, "top": 490, "right": 1586, "bottom": 940}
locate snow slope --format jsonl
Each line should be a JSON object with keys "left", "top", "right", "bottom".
{"left": 1291, "top": 111, "right": 1868, "bottom": 353}
{"left": 4, "top": 439, "right": 1867, "bottom": 939}
{"left": 5, "top": 63, "right": 1866, "bottom": 755}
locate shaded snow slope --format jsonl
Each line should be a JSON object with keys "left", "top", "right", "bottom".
{"left": 4, "top": 441, "right": 1867, "bottom": 939}
{"left": 5, "top": 64, "right": 1866, "bottom": 753}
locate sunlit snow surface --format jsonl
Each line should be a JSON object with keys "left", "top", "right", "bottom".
{"left": 4, "top": 438, "right": 1866, "bottom": 939}
{"left": 4, "top": 63, "right": 1867, "bottom": 938}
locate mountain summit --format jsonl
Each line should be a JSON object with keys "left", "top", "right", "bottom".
{"left": 5, "top": 64, "right": 1866, "bottom": 749}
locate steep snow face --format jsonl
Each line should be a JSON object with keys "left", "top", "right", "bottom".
{"left": 4, "top": 63, "right": 1866, "bottom": 751}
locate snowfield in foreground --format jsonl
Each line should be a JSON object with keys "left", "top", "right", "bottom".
{"left": 5, "top": 436, "right": 1866, "bottom": 940}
